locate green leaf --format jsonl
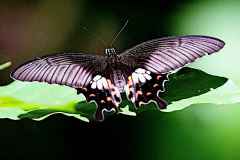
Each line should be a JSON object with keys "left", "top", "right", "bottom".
{"left": 0, "top": 62, "right": 11, "bottom": 70}
{"left": 0, "top": 68, "right": 228, "bottom": 122}
{"left": 165, "top": 80, "right": 240, "bottom": 112}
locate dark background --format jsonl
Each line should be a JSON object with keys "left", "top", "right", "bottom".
{"left": 0, "top": 0, "right": 239, "bottom": 160}
{"left": 0, "top": 0, "right": 188, "bottom": 85}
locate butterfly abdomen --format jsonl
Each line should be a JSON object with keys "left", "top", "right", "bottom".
{"left": 110, "top": 69, "right": 127, "bottom": 93}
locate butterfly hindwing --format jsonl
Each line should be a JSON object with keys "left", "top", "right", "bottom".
{"left": 77, "top": 75, "right": 122, "bottom": 121}
{"left": 125, "top": 68, "right": 168, "bottom": 109}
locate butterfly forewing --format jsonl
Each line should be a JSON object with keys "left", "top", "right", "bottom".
{"left": 11, "top": 53, "right": 107, "bottom": 88}
{"left": 121, "top": 35, "right": 225, "bottom": 74}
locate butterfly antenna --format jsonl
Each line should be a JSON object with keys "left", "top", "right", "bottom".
{"left": 110, "top": 19, "right": 129, "bottom": 47}
{"left": 79, "top": 25, "right": 107, "bottom": 48}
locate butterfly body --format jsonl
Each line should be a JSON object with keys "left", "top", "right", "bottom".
{"left": 98, "top": 48, "right": 131, "bottom": 93}
{"left": 11, "top": 35, "right": 225, "bottom": 121}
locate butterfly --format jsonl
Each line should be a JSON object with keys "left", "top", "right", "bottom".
{"left": 11, "top": 35, "right": 225, "bottom": 121}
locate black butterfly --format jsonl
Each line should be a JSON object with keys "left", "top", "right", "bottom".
{"left": 11, "top": 35, "right": 225, "bottom": 121}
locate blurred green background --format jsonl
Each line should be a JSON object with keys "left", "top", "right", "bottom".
{"left": 0, "top": 0, "right": 239, "bottom": 160}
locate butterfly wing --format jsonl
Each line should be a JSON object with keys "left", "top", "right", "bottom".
{"left": 125, "top": 68, "right": 169, "bottom": 109}
{"left": 120, "top": 35, "right": 225, "bottom": 73}
{"left": 121, "top": 35, "right": 225, "bottom": 108}
{"left": 11, "top": 53, "right": 121, "bottom": 121}
{"left": 11, "top": 53, "right": 107, "bottom": 88}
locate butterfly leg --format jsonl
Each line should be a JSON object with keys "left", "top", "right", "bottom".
{"left": 126, "top": 69, "right": 168, "bottom": 110}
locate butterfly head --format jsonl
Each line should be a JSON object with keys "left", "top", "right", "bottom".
{"left": 105, "top": 48, "right": 116, "bottom": 57}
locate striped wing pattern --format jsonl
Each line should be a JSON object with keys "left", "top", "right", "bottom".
{"left": 11, "top": 53, "right": 106, "bottom": 88}
{"left": 121, "top": 35, "right": 225, "bottom": 74}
